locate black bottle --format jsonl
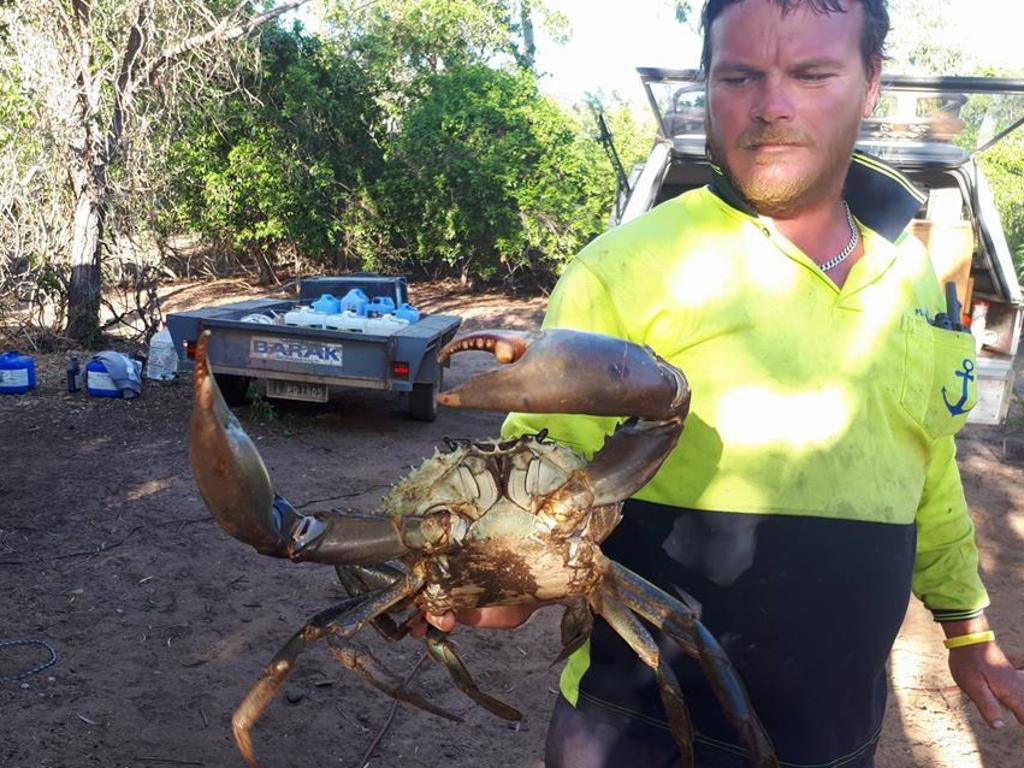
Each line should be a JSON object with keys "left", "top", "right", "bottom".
{"left": 67, "top": 356, "right": 80, "bottom": 393}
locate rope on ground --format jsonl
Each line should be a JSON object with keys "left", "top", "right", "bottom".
{"left": 0, "top": 639, "right": 58, "bottom": 683}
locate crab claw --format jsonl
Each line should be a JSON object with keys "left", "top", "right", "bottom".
{"left": 438, "top": 328, "right": 688, "bottom": 422}
{"left": 439, "top": 328, "right": 690, "bottom": 507}
{"left": 190, "top": 331, "right": 425, "bottom": 565}
{"left": 191, "top": 330, "right": 286, "bottom": 557}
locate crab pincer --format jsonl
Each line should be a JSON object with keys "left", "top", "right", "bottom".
{"left": 438, "top": 328, "right": 689, "bottom": 421}
{"left": 439, "top": 328, "right": 691, "bottom": 505}
{"left": 191, "top": 330, "right": 452, "bottom": 566}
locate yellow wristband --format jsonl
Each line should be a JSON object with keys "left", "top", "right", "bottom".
{"left": 943, "top": 630, "right": 995, "bottom": 650}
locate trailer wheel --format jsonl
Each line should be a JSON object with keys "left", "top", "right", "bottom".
{"left": 409, "top": 379, "right": 439, "bottom": 422}
{"left": 215, "top": 373, "right": 251, "bottom": 407}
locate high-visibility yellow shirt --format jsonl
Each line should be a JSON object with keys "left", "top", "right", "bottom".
{"left": 503, "top": 178, "right": 988, "bottom": 708}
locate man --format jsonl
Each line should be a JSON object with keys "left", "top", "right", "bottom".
{"left": 415, "top": 1, "right": 1024, "bottom": 765}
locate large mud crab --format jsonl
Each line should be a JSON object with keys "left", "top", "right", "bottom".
{"left": 191, "top": 328, "right": 778, "bottom": 768}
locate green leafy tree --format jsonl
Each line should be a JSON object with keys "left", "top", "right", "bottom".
{"left": 159, "top": 23, "right": 383, "bottom": 279}
{"left": 348, "top": 64, "right": 610, "bottom": 287}
{"left": 978, "top": 139, "right": 1024, "bottom": 279}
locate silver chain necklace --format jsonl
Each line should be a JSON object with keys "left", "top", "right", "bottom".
{"left": 818, "top": 201, "right": 859, "bottom": 273}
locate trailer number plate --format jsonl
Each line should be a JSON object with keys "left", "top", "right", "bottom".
{"left": 267, "top": 379, "right": 328, "bottom": 402}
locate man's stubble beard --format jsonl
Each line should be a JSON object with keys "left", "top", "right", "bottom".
{"left": 705, "top": 113, "right": 862, "bottom": 218}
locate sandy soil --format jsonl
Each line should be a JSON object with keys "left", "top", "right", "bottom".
{"left": 1, "top": 278, "right": 1022, "bottom": 768}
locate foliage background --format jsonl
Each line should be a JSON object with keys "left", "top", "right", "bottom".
{"left": 1, "top": 0, "right": 1022, "bottom": 343}
{"left": 154, "top": 0, "right": 652, "bottom": 291}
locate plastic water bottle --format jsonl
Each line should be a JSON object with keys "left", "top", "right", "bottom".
{"left": 145, "top": 323, "right": 178, "bottom": 381}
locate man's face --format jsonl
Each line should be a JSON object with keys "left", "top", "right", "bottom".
{"left": 705, "top": 0, "right": 881, "bottom": 216}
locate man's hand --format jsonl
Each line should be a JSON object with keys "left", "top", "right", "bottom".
{"left": 944, "top": 617, "right": 1024, "bottom": 729}
{"left": 408, "top": 603, "right": 545, "bottom": 638}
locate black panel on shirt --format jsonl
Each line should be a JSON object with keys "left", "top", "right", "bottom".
{"left": 579, "top": 499, "right": 916, "bottom": 766}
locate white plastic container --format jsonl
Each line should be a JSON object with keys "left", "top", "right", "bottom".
{"left": 145, "top": 323, "right": 179, "bottom": 380}
{"left": 365, "top": 315, "right": 410, "bottom": 336}
{"left": 324, "top": 311, "right": 368, "bottom": 333}
{"left": 239, "top": 313, "right": 276, "bottom": 325}
{"left": 284, "top": 309, "right": 328, "bottom": 329}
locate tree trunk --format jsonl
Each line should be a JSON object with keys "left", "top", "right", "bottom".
{"left": 248, "top": 245, "right": 271, "bottom": 285}
{"left": 66, "top": 186, "right": 106, "bottom": 346}
{"left": 519, "top": 1, "right": 535, "bottom": 70}
{"left": 59, "top": 2, "right": 314, "bottom": 342}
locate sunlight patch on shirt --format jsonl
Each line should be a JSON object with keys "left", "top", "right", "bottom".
{"left": 667, "top": 249, "right": 737, "bottom": 308}
{"left": 715, "top": 385, "right": 853, "bottom": 450}
{"left": 842, "top": 279, "right": 908, "bottom": 371}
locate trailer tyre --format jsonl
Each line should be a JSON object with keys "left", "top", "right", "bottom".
{"left": 215, "top": 373, "right": 251, "bottom": 407}
{"left": 409, "top": 379, "right": 440, "bottom": 422}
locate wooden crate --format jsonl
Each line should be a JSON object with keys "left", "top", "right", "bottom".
{"left": 907, "top": 219, "right": 975, "bottom": 312}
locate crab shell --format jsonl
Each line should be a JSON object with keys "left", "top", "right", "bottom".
{"left": 382, "top": 436, "right": 621, "bottom": 613}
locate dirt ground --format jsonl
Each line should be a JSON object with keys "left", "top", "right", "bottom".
{"left": 2, "top": 279, "right": 1023, "bottom": 768}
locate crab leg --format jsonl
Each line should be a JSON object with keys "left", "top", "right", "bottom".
{"left": 590, "top": 587, "right": 695, "bottom": 768}
{"left": 335, "top": 562, "right": 408, "bottom": 595}
{"left": 232, "top": 596, "right": 366, "bottom": 768}
{"left": 424, "top": 627, "right": 524, "bottom": 721}
{"left": 552, "top": 598, "right": 593, "bottom": 666}
{"left": 335, "top": 562, "right": 415, "bottom": 641}
{"left": 439, "top": 328, "right": 690, "bottom": 506}
{"left": 343, "top": 561, "right": 529, "bottom": 722}
{"left": 233, "top": 575, "right": 446, "bottom": 768}
{"left": 327, "top": 636, "right": 461, "bottom": 721}
{"left": 191, "top": 330, "right": 443, "bottom": 563}
{"left": 608, "top": 562, "right": 779, "bottom": 768}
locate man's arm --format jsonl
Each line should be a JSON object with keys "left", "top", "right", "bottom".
{"left": 913, "top": 435, "right": 1024, "bottom": 727}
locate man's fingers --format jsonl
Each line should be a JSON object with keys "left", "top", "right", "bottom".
{"left": 406, "top": 604, "right": 542, "bottom": 638}
{"left": 991, "top": 668, "right": 1024, "bottom": 725}
{"left": 963, "top": 678, "right": 1006, "bottom": 729}
{"left": 425, "top": 610, "right": 457, "bottom": 632}
{"left": 408, "top": 610, "right": 455, "bottom": 637}
{"left": 455, "top": 603, "right": 539, "bottom": 629}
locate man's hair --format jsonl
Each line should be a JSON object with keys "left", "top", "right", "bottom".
{"left": 699, "top": 0, "right": 890, "bottom": 77}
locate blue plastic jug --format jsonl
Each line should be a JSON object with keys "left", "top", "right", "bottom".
{"left": 340, "top": 289, "right": 369, "bottom": 316}
{"left": 366, "top": 296, "right": 397, "bottom": 317}
{"left": 0, "top": 351, "right": 35, "bottom": 395}
{"left": 395, "top": 303, "right": 421, "bottom": 324}
{"left": 86, "top": 359, "right": 122, "bottom": 398}
{"left": 311, "top": 293, "right": 341, "bottom": 314}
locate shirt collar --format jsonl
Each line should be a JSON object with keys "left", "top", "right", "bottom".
{"left": 707, "top": 149, "right": 926, "bottom": 243}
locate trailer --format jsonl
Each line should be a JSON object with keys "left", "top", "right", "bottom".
{"left": 166, "top": 275, "right": 461, "bottom": 421}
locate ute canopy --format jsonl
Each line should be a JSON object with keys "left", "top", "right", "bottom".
{"left": 638, "top": 68, "right": 1024, "bottom": 169}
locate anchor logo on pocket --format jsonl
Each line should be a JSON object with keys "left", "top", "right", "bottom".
{"left": 941, "top": 358, "right": 975, "bottom": 416}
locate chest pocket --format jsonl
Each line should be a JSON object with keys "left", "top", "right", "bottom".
{"left": 899, "top": 314, "right": 977, "bottom": 439}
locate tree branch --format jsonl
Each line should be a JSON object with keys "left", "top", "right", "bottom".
{"left": 145, "top": 0, "right": 312, "bottom": 87}
{"left": 106, "top": 1, "right": 150, "bottom": 165}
